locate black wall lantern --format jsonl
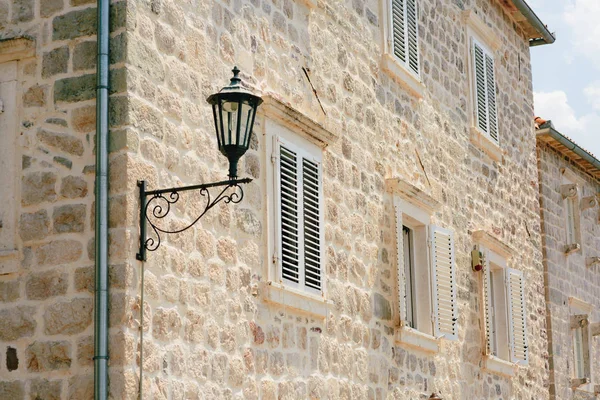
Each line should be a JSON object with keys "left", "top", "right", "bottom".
{"left": 136, "top": 67, "right": 261, "bottom": 261}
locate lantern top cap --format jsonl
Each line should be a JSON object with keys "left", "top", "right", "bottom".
{"left": 206, "top": 66, "right": 262, "bottom": 105}
{"left": 429, "top": 394, "right": 442, "bottom": 400}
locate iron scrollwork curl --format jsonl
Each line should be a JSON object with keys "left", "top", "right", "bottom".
{"left": 136, "top": 178, "right": 250, "bottom": 261}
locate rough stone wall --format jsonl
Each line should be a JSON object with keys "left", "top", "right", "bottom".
{"left": 537, "top": 141, "right": 600, "bottom": 400}
{"left": 0, "top": 0, "right": 130, "bottom": 398}
{"left": 0, "top": 0, "right": 550, "bottom": 399}
{"left": 123, "top": 0, "right": 547, "bottom": 399}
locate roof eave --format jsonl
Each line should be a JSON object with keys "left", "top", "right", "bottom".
{"left": 503, "top": 0, "right": 556, "bottom": 46}
{"left": 537, "top": 128, "right": 600, "bottom": 180}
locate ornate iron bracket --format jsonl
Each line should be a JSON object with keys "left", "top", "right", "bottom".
{"left": 136, "top": 178, "right": 251, "bottom": 261}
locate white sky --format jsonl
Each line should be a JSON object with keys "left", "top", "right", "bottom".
{"left": 529, "top": 0, "right": 600, "bottom": 157}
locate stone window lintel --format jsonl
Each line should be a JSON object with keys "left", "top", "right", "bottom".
{"left": 471, "top": 230, "right": 512, "bottom": 259}
{"left": 386, "top": 178, "right": 440, "bottom": 215}
{"left": 259, "top": 94, "right": 339, "bottom": 149}
{"left": 463, "top": 10, "right": 501, "bottom": 52}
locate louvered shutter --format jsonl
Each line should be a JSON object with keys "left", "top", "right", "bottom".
{"left": 394, "top": 204, "right": 407, "bottom": 325}
{"left": 406, "top": 0, "right": 419, "bottom": 75}
{"left": 391, "top": 0, "right": 420, "bottom": 76}
{"left": 485, "top": 54, "right": 498, "bottom": 142}
{"left": 481, "top": 249, "right": 495, "bottom": 355}
{"left": 472, "top": 39, "right": 499, "bottom": 143}
{"left": 430, "top": 226, "right": 457, "bottom": 340}
{"left": 303, "top": 158, "right": 321, "bottom": 291}
{"left": 506, "top": 268, "right": 528, "bottom": 364}
{"left": 391, "top": 0, "right": 406, "bottom": 64}
{"left": 274, "top": 137, "right": 323, "bottom": 293}
{"left": 473, "top": 41, "right": 488, "bottom": 135}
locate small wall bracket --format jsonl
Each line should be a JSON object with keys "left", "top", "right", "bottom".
{"left": 136, "top": 178, "right": 251, "bottom": 261}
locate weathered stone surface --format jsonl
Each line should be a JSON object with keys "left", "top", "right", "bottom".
{"left": 19, "top": 209, "right": 50, "bottom": 241}
{"left": 38, "top": 129, "right": 84, "bottom": 156}
{"left": 26, "top": 341, "right": 71, "bottom": 371}
{"left": 42, "top": 46, "right": 69, "bottom": 78}
{"left": 153, "top": 308, "right": 182, "bottom": 340}
{"left": 52, "top": 7, "right": 96, "bottom": 40}
{"left": 71, "top": 105, "right": 96, "bottom": 133}
{"left": 236, "top": 208, "right": 261, "bottom": 236}
{"left": 373, "top": 293, "right": 391, "bottom": 320}
{"left": 44, "top": 298, "right": 93, "bottom": 335}
{"left": 0, "top": 381, "right": 24, "bottom": 399}
{"left": 54, "top": 74, "right": 96, "bottom": 104}
{"left": 54, "top": 156, "right": 72, "bottom": 169}
{"left": 0, "top": 280, "right": 20, "bottom": 302}
{"left": 74, "top": 266, "right": 93, "bottom": 292}
{"left": 0, "top": 306, "right": 36, "bottom": 340}
{"left": 76, "top": 335, "right": 94, "bottom": 366}
{"left": 22, "top": 172, "right": 57, "bottom": 205}
{"left": 12, "top": 0, "right": 33, "bottom": 22}
{"left": 35, "top": 239, "right": 82, "bottom": 266}
{"left": 26, "top": 270, "right": 68, "bottom": 300}
{"left": 68, "top": 375, "right": 94, "bottom": 400}
{"left": 53, "top": 204, "right": 86, "bottom": 233}
{"left": 60, "top": 175, "right": 88, "bottom": 198}
{"left": 23, "top": 84, "right": 47, "bottom": 107}
{"left": 41, "top": 0, "right": 63, "bottom": 17}
{"left": 30, "top": 379, "right": 62, "bottom": 400}
{"left": 73, "top": 40, "right": 96, "bottom": 71}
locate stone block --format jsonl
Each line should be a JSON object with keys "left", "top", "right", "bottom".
{"left": 54, "top": 74, "right": 96, "bottom": 104}
{"left": 71, "top": 105, "right": 95, "bottom": 133}
{"left": 22, "top": 171, "right": 57, "bottom": 205}
{"left": 42, "top": 46, "right": 69, "bottom": 78}
{"left": 23, "top": 84, "right": 47, "bottom": 107}
{"left": 26, "top": 341, "right": 71, "bottom": 371}
{"left": 53, "top": 204, "right": 86, "bottom": 233}
{"left": 41, "top": 0, "right": 63, "bottom": 17}
{"left": 35, "top": 240, "right": 82, "bottom": 266}
{"left": 0, "top": 381, "right": 24, "bottom": 399}
{"left": 0, "top": 306, "right": 36, "bottom": 340}
{"left": 68, "top": 375, "right": 94, "bottom": 400}
{"left": 0, "top": 280, "right": 20, "bottom": 302}
{"left": 373, "top": 293, "right": 391, "bottom": 320}
{"left": 30, "top": 379, "right": 62, "bottom": 400}
{"left": 38, "top": 129, "right": 84, "bottom": 156}
{"left": 52, "top": 7, "right": 96, "bottom": 40}
{"left": 60, "top": 175, "right": 88, "bottom": 198}
{"left": 74, "top": 266, "right": 93, "bottom": 292}
{"left": 152, "top": 308, "right": 182, "bottom": 340}
{"left": 26, "top": 270, "right": 68, "bottom": 300}
{"left": 19, "top": 210, "right": 50, "bottom": 241}
{"left": 12, "top": 0, "right": 33, "bottom": 22}
{"left": 76, "top": 336, "right": 94, "bottom": 367}
{"left": 73, "top": 41, "right": 97, "bottom": 71}
{"left": 44, "top": 298, "right": 93, "bottom": 335}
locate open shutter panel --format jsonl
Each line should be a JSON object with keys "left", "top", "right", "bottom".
{"left": 394, "top": 204, "right": 407, "bottom": 325}
{"left": 485, "top": 54, "right": 499, "bottom": 143}
{"left": 481, "top": 249, "right": 495, "bottom": 355}
{"left": 391, "top": 0, "right": 406, "bottom": 64}
{"left": 406, "top": 0, "right": 419, "bottom": 75}
{"left": 473, "top": 41, "right": 488, "bottom": 135}
{"left": 278, "top": 143, "right": 301, "bottom": 284}
{"left": 506, "top": 268, "right": 528, "bottom": 365}
{"left": 302, "top": 157, "right": 322, "bottom": 291}
{"left": 430, "top": 226, "right": 458, "bottom": 340}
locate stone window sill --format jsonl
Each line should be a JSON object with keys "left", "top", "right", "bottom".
{"left": 381, "top": 53, "right": 425, "bottom": 99}
{"left": 264, "top": 281, "right": 330, "bottom": 319}
{"left": 572, "top": 382, "right": 595, "bottom": 394}
{"left": 483, "top": 355, "right": 517, "bottom": 377}
{"left": 470, "top": 127, "right": 501, "bottom": 162}
{"left": 395, "top": 326, "right": 439, "bottom": 353}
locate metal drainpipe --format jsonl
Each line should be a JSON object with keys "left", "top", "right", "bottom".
{"left": 94, "top": 0, "right": 110, "bottom": 397}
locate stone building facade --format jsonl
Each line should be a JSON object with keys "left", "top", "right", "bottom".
{"left": 0, "top": 0, "right": 554, "bottom": 399}
{"left": 537, "top": 125, "right": 600, "bottom": 400}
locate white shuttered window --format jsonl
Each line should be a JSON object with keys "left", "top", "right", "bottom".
{"left": 472, "top": 39, "right": 499, "bottom": 143}
{"left": 391, "top": 0, "right": 420, "bottom": 76}
{"left": 506, "top": 268, "right": 528, "bottom": 365}
{"left": 430, "top": 226, "right": 458, "bottom": 340}
{"left": 274, "top": 136, "right": 323, "bottom": 294}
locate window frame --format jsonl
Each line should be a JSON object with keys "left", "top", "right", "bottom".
{"left": 393, "top": 192, "right": 457, "bottom": 352}
{"left": 569, "top": 297, "right": 593, "bottom": 392}
{"left": 381, "top": 0, "right": 425, "bottom": 97}
{"left": 263, "top": 118, "right": 328, "bottom": 317}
